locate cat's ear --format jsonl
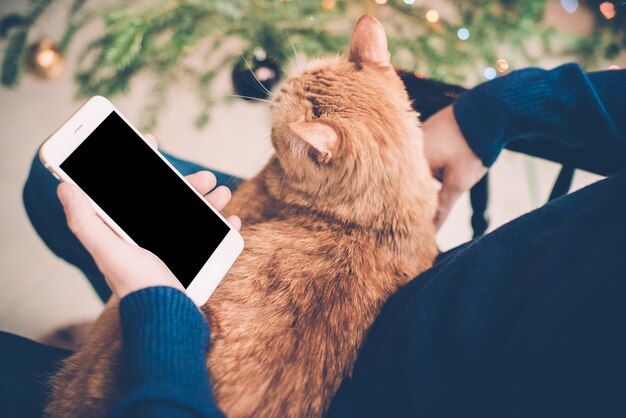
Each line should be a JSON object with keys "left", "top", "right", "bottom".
{"left": 349, "top": 15, "right": 391, "bottom": 69}
{"left": 288, "top": 121, "right": 338, "bottom": 164}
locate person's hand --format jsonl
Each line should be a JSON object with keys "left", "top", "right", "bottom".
{"left": 57, "top": 133, "right": 241, "bottom": 299}
{"left": 422, "top": 105, "right": 487, "bottom": 229}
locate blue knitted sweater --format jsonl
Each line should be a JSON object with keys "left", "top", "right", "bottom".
{"left": 110, "top": 63, "right": 626, "bottom": 417}
{"left": 110, "top": 286, "right": 223, "bottom": 417}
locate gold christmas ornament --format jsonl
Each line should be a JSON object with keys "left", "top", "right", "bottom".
{"left": 495, "top": 58, "right": 509, "bottom": 73}
{"left": 27, "top": 38, "right": 65, "bottom": 81}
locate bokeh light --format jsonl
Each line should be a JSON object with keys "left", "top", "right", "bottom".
{"left": 599, "top": 2, "right": 616, "bottom": 19}
{"left": 560, "top": 0, "right": 578, "bottom": 13}
{"left": 321, "top": 0, "right": 336, "bottom": 10}
{"left": 457, "top": 27, "right": 470, "bottom": 40}
{"left": 426, "top": 10, "right": 440, "bottom": 23}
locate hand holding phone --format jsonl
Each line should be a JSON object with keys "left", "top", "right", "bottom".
{"left": 57, "top": 169, "right": 240, "bottom": 300}
{"left": 39, "top": 96, "right": 244, "bottom": 305}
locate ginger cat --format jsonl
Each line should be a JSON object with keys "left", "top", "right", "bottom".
{"left": 45, "top": 15, "right": 438, "bottom": 418}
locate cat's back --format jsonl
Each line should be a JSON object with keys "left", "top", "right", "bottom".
{"left": 208, "top": 213, "right": 373, "bottom": 311}
{"left": 203, "top": 213, "right": 405, "bottom": 417}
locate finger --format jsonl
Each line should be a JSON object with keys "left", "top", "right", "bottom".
{"left": 227, "top": 215, "right": 242, "bottom": 232}
{"left": 186, "top": 171, "right": 217, "bottom": 196}
{"left": 205, "top": 185, "right": 232, "bottom": 211}
{"left": 434, "top": 181, "right": 463, "bottom": 230}
{"left": 144, "top": 133, "right": 158, "bottom": 149}
{"left": 57, "top": 183, "right": 125, "bottom": 258}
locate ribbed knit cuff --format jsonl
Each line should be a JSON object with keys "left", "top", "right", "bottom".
{"left": 453, "top": 67, "right": 550, "bottom": 167}
{"left": 119, "top": 286, "right": 211, "bottom": 390}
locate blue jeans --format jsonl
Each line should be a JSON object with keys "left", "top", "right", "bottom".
{"left": 23, "top": 152, "right": 243, "bottom": 301}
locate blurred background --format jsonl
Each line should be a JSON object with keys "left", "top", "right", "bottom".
{"left": 0, "top": 0, "right": 623, "bottom": 341}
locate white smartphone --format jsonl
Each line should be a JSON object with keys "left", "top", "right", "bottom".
{"left": 39, "top": 96, "right": 244, "bottom": 305}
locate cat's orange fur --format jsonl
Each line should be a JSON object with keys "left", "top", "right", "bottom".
{"left": 45, "top": 15, "right": 438, "bottom": 418}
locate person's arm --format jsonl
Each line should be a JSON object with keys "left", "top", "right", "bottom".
{"left": 423, "top": 64, "right": 626, "bottom": 227}
{"left": 58, "top": 174, "right": 233, "bottom": 417}
{"left": 56, "top": 134, "right": 241, "bottom": 417}
{"left": 110, "top": 286, "right": 224, "bottom": 418}
{"left": 453, "top": 63, "right": 626, "bottom": 167}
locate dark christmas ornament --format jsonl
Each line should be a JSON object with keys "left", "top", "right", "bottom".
{"left": 232, "top": 49, "right": 281, "bottom": 101}
{"left": 27, "top": 38, "right": 65, "bottom": 81}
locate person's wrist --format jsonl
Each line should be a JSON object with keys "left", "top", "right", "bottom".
{"left": 97, "top": 245, "right": 184, "bottom": 300}
{"left": 111, "top": 275, "right": 181, "bottom": 300}
{"left": 119, "top": 286, "right": 211, "bottom": 388}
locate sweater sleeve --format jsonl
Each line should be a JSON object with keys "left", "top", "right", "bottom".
{"left": 109, "top": 286, "right": 224, "bottom": 418}
{"left": 453, "top": 63, "right": 626, "bottom": 167}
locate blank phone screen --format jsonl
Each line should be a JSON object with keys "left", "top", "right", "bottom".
{"left": 60, "top": 111, "right": 230, "bottom": 288}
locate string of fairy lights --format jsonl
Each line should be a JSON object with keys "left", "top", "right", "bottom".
{"left": 6, "top": 0, "right": 623, "bottom": 123}
{"left": 361, "top": 0, "right": 622, "bottom": 80}
{"left": 17, "top": 0, "right": 625, "bottom": 86}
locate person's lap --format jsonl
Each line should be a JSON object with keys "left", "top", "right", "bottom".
{"left": 0, "top": 331, "right": 71, "bottom": 417}
{"left": 328, "top": 168, "right": 626, "bottom": 417}
{"left": 8, "top": 152, "right": 626, "bottom": 417}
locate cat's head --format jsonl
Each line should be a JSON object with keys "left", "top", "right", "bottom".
{"left": 270, "top": 15, "right": 435, "bottom": 222}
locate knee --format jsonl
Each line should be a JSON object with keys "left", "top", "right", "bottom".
{"left": 23, "top": 155, "right": 59, "bottom": 204}
{"left": 23, "top": 154, "right": 64, "bottom": 234}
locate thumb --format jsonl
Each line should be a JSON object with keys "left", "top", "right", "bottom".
{"left": 434, "top": 180, "right": 463, "bottom": 230}
{"left": 57, "top": 183, "right": 124, "bottom": 258}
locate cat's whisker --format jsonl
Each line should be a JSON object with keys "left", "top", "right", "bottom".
{"left": 278, "top": 170, "right": 287, "bottom": 197}
{"left": 289, "top": 40, "right": 304, "bottom": 74}
{"left": 289, "top": 39, "right": 298, "bottom": 55}
{"left": 225, "top": 95, "right": 275, "bottom": 105}
{"left": 255, "top": 136, "right": 275, "bottom": 162}
{"left": 260, "top": 147, "right": 275, "bottom": 163}
{"left": 241, "top": 55, "right": 277, "bottom": 98}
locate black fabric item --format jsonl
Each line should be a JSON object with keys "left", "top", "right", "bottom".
{"left": 0, "top": 332, "right": 71, "bottom": 418}
{"left": 396, "top": 69, "right": 466, "bottom": 121}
